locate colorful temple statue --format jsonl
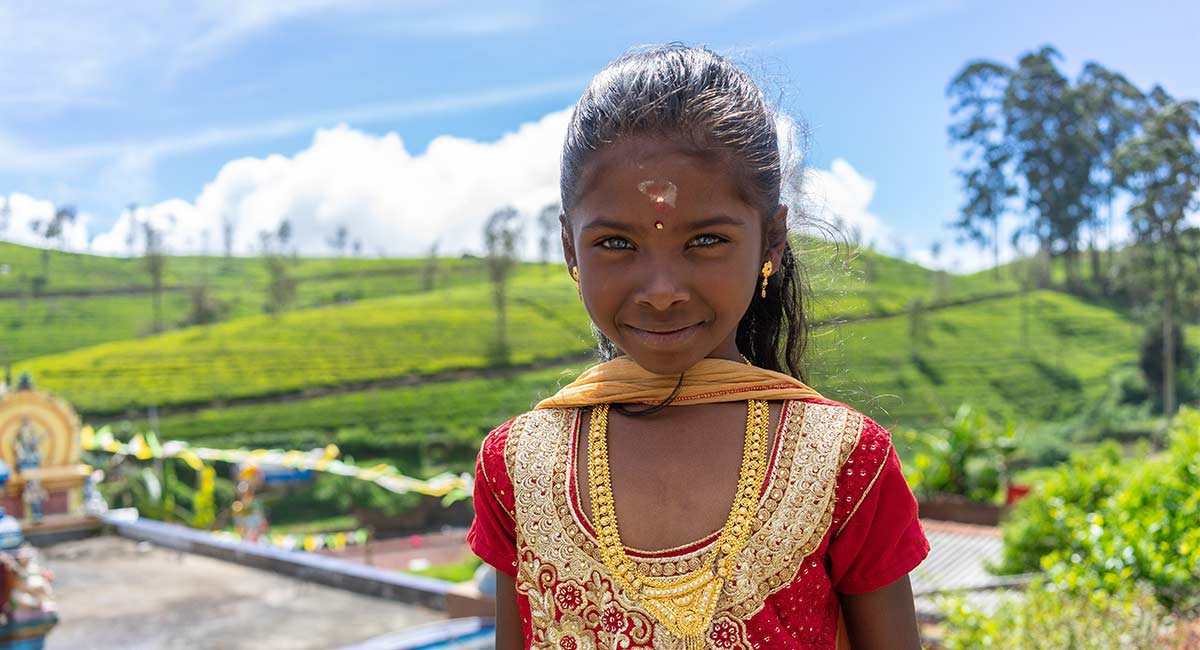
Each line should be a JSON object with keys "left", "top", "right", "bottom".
{"left": 232, "top": 465, "right": 268, "bottom": 542}
{"left": 0, "top": 476, "right": 57, "bottom": 647}
{"left": 0, "top": 389, "right": 92, "bottom": 523}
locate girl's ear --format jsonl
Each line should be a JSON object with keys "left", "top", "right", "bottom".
{"left": 559, "top": 210, "right": 578, "bottom": 271}
{"left": 765, "top": 204, "right": 789, "bottom": 271}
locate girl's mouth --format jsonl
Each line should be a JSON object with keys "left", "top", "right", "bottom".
{"left": 624, "top": 323, "right": 701, "bottom": 349}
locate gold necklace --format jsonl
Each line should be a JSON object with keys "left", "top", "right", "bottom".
{"left": 587, "top": 400, "right": 769, "bottom": 649}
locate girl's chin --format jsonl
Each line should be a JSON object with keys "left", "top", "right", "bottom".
{"left": 618, "top": 338, "right": 721, "bottom": 376}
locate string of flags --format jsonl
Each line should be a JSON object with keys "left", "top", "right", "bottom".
{"left": 214, "top": 527, "right": 373, "bottom": 552}
{"left": 80, "top": 424, "right": 473, "bottom": 497}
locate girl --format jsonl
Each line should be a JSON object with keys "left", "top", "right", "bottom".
{"left": 469, "top": 44, "right": 929, "bottom": 650}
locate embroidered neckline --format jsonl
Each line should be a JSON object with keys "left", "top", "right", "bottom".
{"left": 505, "top": 399, "right": 864, "bottom": 648}
{"left": 566, "top": 400, "right": 794, "bottom": 559}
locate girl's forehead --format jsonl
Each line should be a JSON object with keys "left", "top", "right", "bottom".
{"left": 574, "top": 139, "right": 744, "bottom": 208}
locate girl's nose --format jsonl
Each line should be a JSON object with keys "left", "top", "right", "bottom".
{"left": 634, "top": 267, "right": 689, "bottom": 312}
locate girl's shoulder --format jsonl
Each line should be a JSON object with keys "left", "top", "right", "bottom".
{"left": 790, "top": 397, "right": 902, "bottom": 533}
{"left": 790, "top": 396, "right": 894, "bottom": 457}
{"left": 475, "top": 408, "right": 575, "bottom": 486}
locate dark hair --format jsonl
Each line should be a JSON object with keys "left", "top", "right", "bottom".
{"left": 561, "top": 44, "right": 814, "bottom": 389}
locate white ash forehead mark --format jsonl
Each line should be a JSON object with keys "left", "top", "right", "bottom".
{"left": 636, "top": 180, "right": 678, "bottom": 208}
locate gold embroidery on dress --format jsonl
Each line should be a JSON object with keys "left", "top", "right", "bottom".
{"left": 509, "top": 402, "right": 863, "bottom": 649}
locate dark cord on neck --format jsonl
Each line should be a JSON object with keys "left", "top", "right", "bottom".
{"left": 613, "top": 371, "right": 686, "bottom": 417}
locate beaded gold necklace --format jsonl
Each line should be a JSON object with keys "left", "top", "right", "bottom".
{"left": 587, "top": 399, "right": 770, "bottom": 650}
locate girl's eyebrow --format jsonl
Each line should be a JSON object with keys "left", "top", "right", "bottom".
{"left": 580, "top": 218, "right": 634, "bottom": 234}
{"left": 687, "top": 214, "right": 745, "bottom": 229}
{"left": 580, "top": 214, "right": 745, "bottom": 234}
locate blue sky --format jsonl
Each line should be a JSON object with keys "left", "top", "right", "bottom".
{"left": 0, "top": 0, "right": 1196, "bottom": 270}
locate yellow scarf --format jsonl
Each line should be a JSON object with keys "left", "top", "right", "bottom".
{"left": 534, "top": 355, "right": 823, "bottom": 409}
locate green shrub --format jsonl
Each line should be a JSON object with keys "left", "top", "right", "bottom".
{"left": 940, "top": 579, "right": 1174, "bottom": 650}
{"left": 896, "top": 404, "right": 1017, "bottom": 503}
{"left": 406, "top": 555, "right": 483, "bottom": 583}
{"left": 996, "top": 408, "right": 1200, "bottom": 614}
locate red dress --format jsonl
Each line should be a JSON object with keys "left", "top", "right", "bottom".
{"left": 469, "top": 398, "right": 930, "bottom": 649}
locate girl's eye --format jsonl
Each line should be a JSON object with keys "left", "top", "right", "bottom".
{"left": 689, "top": 234, "right": 727, "bottom": 247}
{"left": 599, "top": 237, "right": 634, "bottom": 250}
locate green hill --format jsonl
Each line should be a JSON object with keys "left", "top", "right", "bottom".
{"left": 119, "top": 290, "right": 1146, "bottom": 475}
{"left": 0, "top": 241, "right": 491, "bottom": 362}
{"left": 15, "top": 267, "right": 591, "bottom": 413}
{"left": 6, "top": 238, "right": 1157, "bottom": 477}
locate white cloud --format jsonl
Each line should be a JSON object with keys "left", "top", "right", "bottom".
{"left": 89, "top": 109, "right": 571, "bottom": 258}
{"left": 797, "top": 159, "right": 892, "bottom": 247}
{"left": 0, "top": 194, "right": 94, "bottom": 252}
{"left": 6, "top": 108, "right": 888, "bottom": 266}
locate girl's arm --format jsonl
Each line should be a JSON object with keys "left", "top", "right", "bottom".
{"left": 495, "top": 570, "right": 524, "bottom": 650}
{"left": 839, "top": 574, "right": 922, "bottom": 650}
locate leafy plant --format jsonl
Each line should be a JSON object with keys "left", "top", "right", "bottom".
{"left": 996, "top": 408, "right": 1200, "bottom": 614}
{"left": 940, "top": 578, "right": 1178, "bottom": 650}
{"left": 897, "top": 404, "right": 1017, "bottom": 503}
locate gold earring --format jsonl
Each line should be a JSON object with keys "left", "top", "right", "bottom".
{"left": 571, "top": 266, "right": 581, "bottom": 302}
{"left": 760, "top": 261, "right": 772, "bottom": 298}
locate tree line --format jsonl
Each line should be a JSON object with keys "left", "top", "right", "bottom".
{"left": 948, "top": 44, "right": 1200, "bottom": 419}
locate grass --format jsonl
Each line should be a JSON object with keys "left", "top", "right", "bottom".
{"left": 264, "top": 514, "right": 359, "bottom": 535}
{"left": 6, "top": 239, "right": 1158, "bottom": 479}
{"left": 810, "top": 290, "right": 1143, "bottom": 428}
{"left": 100, "top": 289, "right": 1145, "bottom": 484}
{"left": 1, "top": 241, "right": 497, "bottom": 362}
{"left": 11, "top": 239, "right": 1017, "bottom": 412}
{"left": 405, "top": 555, "right": 482, "bottom": 583}
{"left": 17, "top": 266, "right": 590, "bottom": 413}
{"left": 139, "top": 365, "right": 586, "bottom": 474}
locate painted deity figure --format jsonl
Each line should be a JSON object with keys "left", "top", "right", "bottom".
{"left": 13, "top": 416, "right": 43, "bottom": 472}
{"left": 232, "top": 466, "right": 268, "bottom": 542}
{"left": 83, "top": 469, "right": 108, "bottom": 516}
{"left": 22, "top": 479, "right": 47, "bottom": 523}
{"left": 9, "top": 545, "right": 55, "bottom": 613}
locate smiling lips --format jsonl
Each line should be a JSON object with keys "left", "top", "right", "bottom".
{"left": 625, "top": 322, "right": 702, "bottom": 348}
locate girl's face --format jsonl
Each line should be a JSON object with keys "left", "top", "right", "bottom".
{"left": 564, "top": 137, "right": 786, "bottom": 376}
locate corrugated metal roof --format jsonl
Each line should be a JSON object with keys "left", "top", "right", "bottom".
{"left": 913, "top": 520, "right": 1032, "bottom": 620}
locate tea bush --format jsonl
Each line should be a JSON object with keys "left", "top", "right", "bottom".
{"left": 995, "top": 408, "right": 1200, "bottom": 614}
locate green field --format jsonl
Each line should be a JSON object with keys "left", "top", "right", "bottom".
{"left": 2, "top": 239, "right": 1160, "bottom": 471}
{"left": 106, "top": 290, "right": 1142, "bottom": 472}
{"left": 0, "top": 241, "right": 493, "bottom": 362}
{"left": 2, "top": 240, "right": 1017, "bottom": 362}
{"left": 16, "top": 268, "right": 590, "bottom": 413}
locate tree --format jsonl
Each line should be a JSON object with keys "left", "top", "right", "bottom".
{"left": 184, "top": 284, "right": 224, "bottom": 326}
{"left": 326, "top": 225, "right": 349, "bottom": 256}
{"left": 422, "top": 241, "right": 439, "bottom": 291}
{"left": 0, "top": 196, "right": 10, "bottom": 235}
{"left": 947, "top": 60, "right": 1015, "bottom": 279}
{"left": 28, "top": 204, "right": 76, "bottom": 290}
{"left": 143, "top": 220, "right": 167, "bottom": 333}
{"left": 1077, "top": 63, "right": 1146, "bottom": 286}
{"left": 537, "top": 202, "right": 560, "bottom": 266}
{"left": 126, "top": 204, "right": 141, "bottom": 255}
{"left": 484, "top": 206, "right": 522, "bottom": 366}
{"left": 221, "top": 215, "right": 235, "bottom": 269}
{"left": 1113, "top": 86, "right": 1200, "bottom": 424}
{"left": 949, "top": 46, "right": 1127, "bottom": 290}
{"left": 264, "top": 255, "right": 296, "bottom": 315}
{"left": 277, "top": 219, "right": 292, "bottom": 255}
{"left": 260, "top": 229, "right": 296, "bottom": 315}
{"left": 1005, "top": 47, "right": 1102, "bottom": 291}
{"left": 1138, "top": 320, "right": 1196, "bottom": 414}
